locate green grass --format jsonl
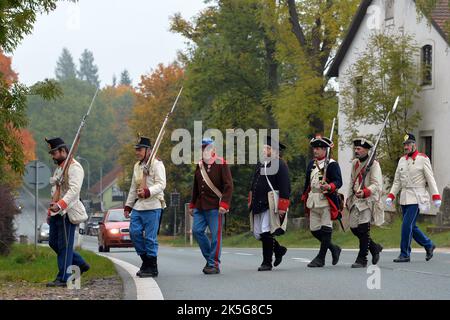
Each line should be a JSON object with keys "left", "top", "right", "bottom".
{"left": 0, "top": 244, "right": 117, "bottom": 284}
{"left": 159, "top": 217, "right": 450, "bottom": 249}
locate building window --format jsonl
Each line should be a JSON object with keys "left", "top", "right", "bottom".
{"left": 111, "top": 184, "right": 124, "bottom": 202}
{"left": 421, "top": 45, "right": 433, "bottom": 86}
{"left": 422, "top": 136, "right": 433, "bottom": 163}
{"left": 354, "top": 76, "right": 363, "bottom": 108}
{"left": 385, "top": 0, "right": 394, "bottom": 20}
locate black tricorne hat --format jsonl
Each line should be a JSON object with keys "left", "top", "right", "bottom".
{"left": 45, "top": 137, "right": 67, "bottom": 153}
{"left": 310, "top": 135, "right": 333, "bottom": 148}
{"left": 264, "top": 135, "right": 287, "bottom": 151}
{"left": 135, "top": 136, "right": 152, "bottom": 149}
{"left": 353, "top": 137, "right": 374, "bottom": 149}
{"left": 403, "top": 133, "right": 416, "bottom": 144}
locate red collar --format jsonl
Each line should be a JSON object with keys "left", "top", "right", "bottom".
{"left": 315, "top": 156, "right": 326, "bottom": 161}
{"left": 406, "top": 150, "right": 419, "bottom": 160}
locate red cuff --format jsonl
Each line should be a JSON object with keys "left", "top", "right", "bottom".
{"left": 301, "top": 193, "right": 307, "bottom": 202}
{"left": 329, "top": 183, "right": 336, "bottom": 193}
{"left": 47, "top": 209, "right": 51, "bottom": 217}
{"left": 124, "top": 206, "right": 132, "bottom": 213}
{"left": 57, "top": 199, "right": 68, "bottom": 210}
{"left": 144, "top": 188, "right": 151, "bottom": 199}
{"left": 432, "top": 194, "right": 441, "bottom": 201}
{"left": 387, "top": 193, "right": 395, "bottom": 200}
{"left": 219, "top": 201, "right": 230, "bottom": 211}
{"left": 278, "top": 198, "right": 290, "bottom": 211}
{"left": 189, "top": 202, "right": 195, "bottom": 209}
{"left": 363, "top": 187, "right": 371, "bottom": 198}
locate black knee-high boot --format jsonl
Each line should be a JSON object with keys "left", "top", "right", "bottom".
{"left": 367, "top": 223, "right": 383, "bottom": 265}
{"left": 325, "top": 226, "right": 341, "bottom": 266}
{"left": 308, "top": 227, "right": 331, "bottom": 267}
{"left": 273, "top": 238, "right": 287, "bottom": 267}
{"left": 352, "top": 223, "right": 370, "bottom": 268}
{"left": 258, "top": 232, "right": 273, "bottom": 271}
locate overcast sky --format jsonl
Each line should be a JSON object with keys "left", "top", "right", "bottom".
{"left": 12, "top": 0, "right": 207, "bottom": 87}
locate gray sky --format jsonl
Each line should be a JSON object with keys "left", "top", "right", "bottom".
{"left": 12, "top": 0, "right": 207, "bottom": 87}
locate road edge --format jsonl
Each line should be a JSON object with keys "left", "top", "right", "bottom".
{"left": 99, "top": 254, "right": 164, "bottom": 300}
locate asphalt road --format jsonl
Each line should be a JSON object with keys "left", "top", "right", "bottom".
{"left": 15, "top": 193, "right": 450, "bottom": 300}
{"left": 80, "top": 236, "right": 450, "bottom": 300}
{"left": 14, "top": 186, "right": 49, "bottom": 241}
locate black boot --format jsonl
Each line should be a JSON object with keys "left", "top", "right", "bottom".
{"left": 369, "top": 242, "right": 383, "bottom": 265}
{"left": 425, "top": 244, "right": 436, "bottom": 261}
{"left": 152, "top": 256, "right": 159, "bottom": 277}
{"left": 308, "top": 228, "right": 331, "bottom": 268}
{"left": 258, "top": 233, "right": 273, "bottom": 271}
{"left": 139, "top": 256, "right": 157, "bottom": 278}
{"left": 322, "top": 226, "right": 341, "bottom": 266}
{"left": 136, "top": 254, "right": 146, "bottom": 277}
{"left": 273, "top": 239, "right": 287, "bottom": 267}
{"left": 352, "top": 223, "right": 370, "bottom": 268}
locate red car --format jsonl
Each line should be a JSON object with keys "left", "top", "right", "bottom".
{"left": 98, "top": 208, "right": 133, "bottom": 252}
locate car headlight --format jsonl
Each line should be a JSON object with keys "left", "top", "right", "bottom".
{"left": 40, "top": 232, "right": 47, "bottom": 237}
{"left": 109, "top": 228, "right": 120, "bottom": 234}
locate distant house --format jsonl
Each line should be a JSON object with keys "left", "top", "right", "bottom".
{"left": 89, "top": 166, "right": 125, "bottom": 211}
{"left": 327, "top": 0, "right": 450, "bottom": 213}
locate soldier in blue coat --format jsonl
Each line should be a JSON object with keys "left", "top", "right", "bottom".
{"left": 249, "top": 136, "right": 291, "bottom": 271}
{"left": 301, "top": 136, "right": 343, "bottom": 268}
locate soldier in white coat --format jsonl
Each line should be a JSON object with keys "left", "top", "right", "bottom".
{"left": 346, "top": 138, "right": 383, "bottom": 268}
{"left": 46, "top": 137, "right": 90, "bottom": 287}
{"left": 386, "top": 133, "right": 441, "bottom": 262}
{"left": 124, "top": 136, "right": 166, "bottom": 277}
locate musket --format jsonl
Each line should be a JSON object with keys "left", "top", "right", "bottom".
{"left": 357, "top": 96, "right": 400, "bottom": 192}
{"left": 140, "top": 86, "right": 183, "bottom": 189}
{"left": 321, "top": 117, "right": 346, "bottom": 231}
{"left": 322, "top": 117, "right": 336, "bottom": 181}
{"left": 52, "top": 87, "right": 99, "bottom": 204}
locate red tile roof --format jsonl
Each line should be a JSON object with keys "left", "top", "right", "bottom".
{"left": 432, "top": 0, "right": 450, "bottom": 38}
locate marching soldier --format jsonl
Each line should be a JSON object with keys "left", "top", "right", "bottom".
{"left": 386, "top": 133, "right": 441, "bottom": 262}
{"left": 188, "top": 138, "right": 233, "bottom": 275}
{"left": 46, "top": 137, "right": 90, "bottom": 287}
{"left": 301, "top": 136, "right": 342, "bottom": 268}
{"left": 124, "top": 136, "right": 167, "bottom": 277}
{"left": 249, "top": 136, "right": 291, "bottom": 271}
{"left": 346, "top": 138, "right": 383, "bottom": 268}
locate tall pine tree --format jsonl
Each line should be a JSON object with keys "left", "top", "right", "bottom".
{"left": 78, "top": 49, "right": 100, "bottom": 87}
{"left": 119, "top": 69, "right": 132, "bottom": 86}
{"left": 55, "top": 47, "right": 77, "bottom": 81}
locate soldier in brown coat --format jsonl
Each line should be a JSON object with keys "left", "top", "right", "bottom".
{"left": 188, "top": 138, "right": 233, "bottom": 274}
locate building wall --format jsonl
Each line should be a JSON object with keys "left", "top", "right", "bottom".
{"left": 337, "top": 0, "right": 450, "bottom": 214}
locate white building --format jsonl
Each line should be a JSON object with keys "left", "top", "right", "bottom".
{"left": 327, "top": 0, "right": 450, "bottom": 213}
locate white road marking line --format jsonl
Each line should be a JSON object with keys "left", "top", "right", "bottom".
{"left": 101, "top": 255, "right": 164, "bottom": 300}
{"left": 292, "top": 258, "right": 311, "bottom": 263}
{"left": 235, "top": 252, "right": 254, "bottom": 256}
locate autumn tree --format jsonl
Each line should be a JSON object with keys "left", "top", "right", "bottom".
{"left": 118, "top": 63, "right": 192, "bottom": 234}
{"left": 0, "top": 0, "right": 63, "bottom": 255}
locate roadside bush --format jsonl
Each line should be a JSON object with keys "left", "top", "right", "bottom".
{"left": 0, "top": 184, "right": 20, "bottom": 256}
